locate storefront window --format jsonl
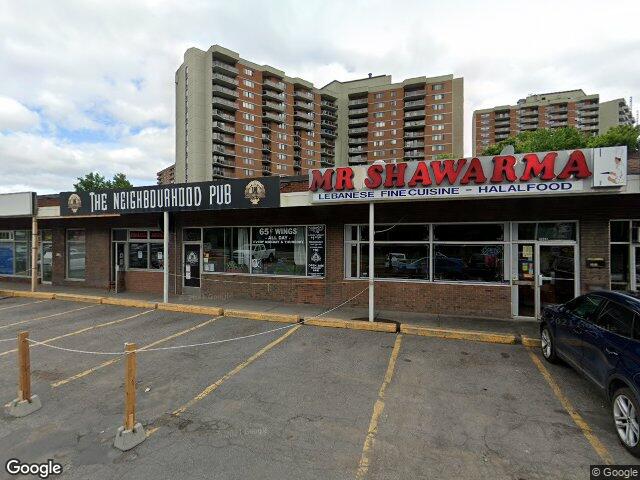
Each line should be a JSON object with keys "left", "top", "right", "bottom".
{"left": 126, "top": 230, "right": 163, "bottom": 270}
{"left": 0, "top": 230, "right": 31, "bottom": 277}
{"left": 518, "top": 222, "right": 576, "bottom": 241}
{"left": 67, "top": 229, "right": 85, "bottom": 280}
{"left": 433, "top": 244, "right": 504, "bottom": 282}
{"left": 346, "top": 223, "right": 507, "bottom": 284}
{"left": 251, "top": 226, "right": 306, "bottom": 276}
{"left": 610, "top": 220, "right": 638, "bottom": 291}
{"left": 200, "top": 225, "right": 324, "bottom": 277}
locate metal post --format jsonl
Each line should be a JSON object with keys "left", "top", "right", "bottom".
{"left": 368, "top": 202, "right": 374, "bottom": 322}
{"left": 30, "top": 217, "right": 38, "bottom": 292}
{"left": 163, "top": 211, "right": 169, "bottom": 304}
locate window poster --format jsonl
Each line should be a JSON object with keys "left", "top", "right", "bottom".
{"left": 307, "top": 225, "right": 325, "bottom": 277}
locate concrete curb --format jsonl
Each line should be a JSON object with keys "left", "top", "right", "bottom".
{"left": 157, "top": 303, "right": 223, "bottom": 316}
{"left": 54, "top": 293, "right": 104, "bottom": 304}
{"left": 304, "top": 317, "right": 397, "bottom": 333}
{"left": 8, "top": 291, "right": 55, "bottom": 300}
{"left": 522, "top": 336, "right": 542, "bottom": 347}
{"left": 400, "top": 324, "right": 518, "bottom": 345}
{"left": 0, "top": 290, "right": 14, "bottom": 297}
{"left": 101, "top": 297, "right": 158, "bottom": 309}
{"left": 224, "top": 309, "right": 300, "bottom": 324}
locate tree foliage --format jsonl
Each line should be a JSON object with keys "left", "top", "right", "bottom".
{"left": 73, "top": 172, "right": 133, "bottom": 192}
{"left": 481, "top": 125, "right": 639, "bottom": 156}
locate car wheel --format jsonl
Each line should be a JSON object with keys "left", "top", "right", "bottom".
{"left": 540, "top": 326, "right": 558, "bottom": 363}
{"left": 613, "top": 388, "right": 640, "bottom": 457}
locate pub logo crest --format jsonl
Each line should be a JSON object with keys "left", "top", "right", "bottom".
{"left": 244, "top": 180, "right": 266, "bottom": 205}
{"left": 67, "top": 193, "right": 82, "bottom": 213}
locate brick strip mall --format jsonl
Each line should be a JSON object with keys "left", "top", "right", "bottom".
{"left": 0, "top": 146, "right": 638, "bottom": 320}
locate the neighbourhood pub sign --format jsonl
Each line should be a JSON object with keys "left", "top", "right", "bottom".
{"left": 60, "top": 177, "right": 280, "bottom": 216}
{"left": 308, "top": 147, "right": 627, "bottom": 203}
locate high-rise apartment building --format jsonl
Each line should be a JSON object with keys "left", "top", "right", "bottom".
{"left": 473, "top": 90, "right": 635, "bottom": 155}
{"left": 175, "top": 45, "right": 464, "bottom": 182}
{"left": 157, "top": 164, "right": 175, "bottom": 185}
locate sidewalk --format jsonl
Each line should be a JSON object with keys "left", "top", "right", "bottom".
{"left": 0, "top": 280, "right": 539, "bottom": 340}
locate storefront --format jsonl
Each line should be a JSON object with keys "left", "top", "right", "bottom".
{"left": 0, "top": 146, "right": 637, "bottom": 320}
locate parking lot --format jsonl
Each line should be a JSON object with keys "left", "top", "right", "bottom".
{"left": 0, "top": 296, "right": 638, "bottom": 479}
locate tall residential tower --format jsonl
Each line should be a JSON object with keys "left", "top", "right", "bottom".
{"left": 175, "top": 45, "right": 464, "bottom": 182}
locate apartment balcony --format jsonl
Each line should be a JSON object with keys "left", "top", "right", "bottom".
{"left": 264, "top": 78, "right": 285, "bottom": 91}
{"left": 321, "top": 110, "right": 338, "bottom": 120}
{"left": 294, "top": 120, "right": 314, "bottom": 130}
{"left": 321, "top": 148, "right": 335, "bottom": 156}
{"left": 404, "top": 88, "right": 425, "bottom": 99}
{"left": 404, "top": 99, "right": 425, "bottom": 110}
{"left": 495, "top": 114, "right": 510, "bottom": 120}
{"left": 519, "top": 117, "right": 538, "bottom": 125}
{"left": 548, "top": 121, "right": 568, "bottom": 128}
{"left": 404, "top": 130, "right": 425, "bottom": 138}
{"left": 294, "top": 90, "right": 314, "bottom": 101}
{"left": 212, "top": 60, "right": 238, "bottom": 76}
{"left": 212, "top": 144, "right": 235, "bottom": 156}
{"left": 495, "top": 133, "right": 510, "bottom": 141}
{"left": 293, "top": 149, "right": 301, "bottom": 159}
{"left": 348, "top": 137, "right": 368, "bottom": 145}
{"left": 549, "top": 107, "right": 568, "bottom": 114}
{"left": 581, "top": 124, "right": 599, "bottom": 131}
{"left": 348, "top": 107, "right": 368, "bottom": 117}
{"left": 321, "top": 119, "right": 337, "bottom": 128}
{"left": 212, "top": 121, "right": 235, "bottom": 135}
{"left": 212, "top": 85, "right": 238, "bottom": 100}
{"left": 404, "top": 120, "right": 425, "bottom": 129}
{"left": 294, "top": 100, "right": 314, "bottom": 111}
{"left": 578, "top": 102, "right": 599, "bottom": 111}
{"left": 261, "top": 142, "right": 271, "bottom": 152}
{"left": 404, "top": 150, "right": 425, "bottom": 159}
{"left": 262, "top": 155, "right": 271, "bottom": 165}
{"left": 262, "top": 166, "right": 272, "bottom": 176}
{"left": 348, "top": 146, "right": 365, "bottom": 154}
{"left": 321, "top": 157, "right": 335, "bottom": 167}
{"left": 262, "top": 133, "right": 271, "bottom": 142}
{"left": 262, "top": 89, "right": 286, "bottom": 102}
{"left": 212, "top": 73, "right": 238, "bottom": 88}
{"left": 294, "top": 110, "right": 314, "bottom": 121}
{"left": 494, "top": 127, "right": 510, "bottom": 134}
{"left": 321, "top": 99, "right": 338, "bottom": 110}
{"left": 577, "top": 117, "right": 598, "bottom": 125}
{"left": 263, "top": 111, "right": 286, "bottom": 123}
{"left": 349, "top": 155, "right": 368, "bottom": 164}
{"left": 212, "top": 156, "right": 235, "bottom": 168}
{"left": 293, "top": 161, "right": 302, "bottom": 171}
{"left": 348, "top": 126, "right": 368, "bottom": 135}
{"left": 404, "top": 141, "right": 424, "bottom": 148}
{"left": 404, "top": 110, "right": 425, "bottom": 120}
{"left": 348, "top": 117, "right": 368, "bottom": 127}
{"left": 212, "top": 96, "right": 237, "bottom": 111}
{"left": 518, "top": 109, "right": 538, "bottom": 118}
{"left": 320, "top": 128, "right": 338, "bottom": 138}
{"left": 518, "top": 123, "right": 538, "bottom": 131}
{"left": 262, "top": 100, "right": 285, "bottom": 112}
{"left": 212, "top": 109, "right": 236, "bottom": 123}
{"left": 349, "top": 97, "right": 368, "bottom": 107}
{"left": 211, "top": 132, "right": 235, "bottom": 146}
{"left": 320, "top": 137, "right": 335, "bottom": 148}
{"left": 212, "top": 167, "right": 233, "bottom": 179}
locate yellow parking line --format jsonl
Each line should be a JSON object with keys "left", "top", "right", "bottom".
{"left": 0, "top": 310, "right": 154, "bottom": 358}
{"left": 0, "top": 304, "right": 97, "bottom": 330}
{"left": 147, "top": 324, "right": 302, "bottom": 437}
{"left": 356, "top": 334, "right": 403, "bottom": 480}
{"left": 0, "top": 299, "right": 49, "bottom": 311}
{"left": 526, "top": 348, "right": 614, "bottom": 465}
{"left": 52, "top": 317, "right": 219, "bottom": 388}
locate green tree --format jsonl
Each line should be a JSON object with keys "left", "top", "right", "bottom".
{"left": 73, "top": 172, "right": 133, "bottom": 191}
{"left": 110, "top": 172, "right": 134, "bottom": 189}
{"left": 587, "top": 124, "right": 640, "bottom": 153}
{"left": 481, "top": 127, "right": 588, "bottom": 156}
{"left": 433, "top": 153, "right": 452, "bottom": 160}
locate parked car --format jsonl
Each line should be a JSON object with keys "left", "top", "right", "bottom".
{"left": 539, "top": 290, "right": 640, "bottom": 457}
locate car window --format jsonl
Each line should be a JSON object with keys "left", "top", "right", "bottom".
{"left": 597, "top": 301, "right": 634, "bottom": 338}
{"left": 566, "top": 295, "right": 604, "bottom": 322}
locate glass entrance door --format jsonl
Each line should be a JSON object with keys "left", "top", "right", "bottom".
{"left": 112, "top": 242, "right": 126, "bottom": 284}
{"left": 515, "top": 243, "right": 536, "bottom": 317}
{"left": 184, "top": 243, "right": 201, "bottom": 288}
{"left": 538, "top": 244, "right": 576, "bottom": 312}
{"left": 41, "top": 242, "right": 52, "bottom": 284}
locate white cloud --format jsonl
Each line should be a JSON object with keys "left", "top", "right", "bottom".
{"left": 0, "top": 96, "right": 39, "bottom": 131}
{"left": 0, "top": 0, "right": 638, "bottom": 193}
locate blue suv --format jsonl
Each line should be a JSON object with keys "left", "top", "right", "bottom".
{"left": 540, "top": 290, "right": 640, "bottom": 457}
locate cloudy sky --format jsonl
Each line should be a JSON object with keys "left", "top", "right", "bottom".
{"left": 0, "top": 0, "right": 638, "bottom": 193}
